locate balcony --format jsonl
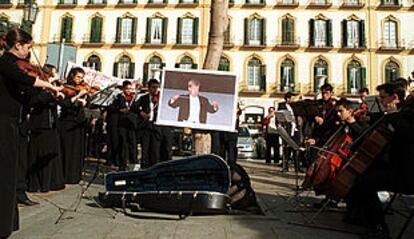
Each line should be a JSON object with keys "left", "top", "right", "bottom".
{"left": 307, "top": 41, "right": 333, "bottom": 51}
{"left": 340, "top": 0, "right": 365, "bottom": 8}
{"left": 145, "top": 0, "right": 167, "bottom": 7}
{"left": 377, "top": 1, "right": 402, "bottom": 9}
{"left": 86, "top": 0, "right": 107, "bottom": 7}
{"left": 307, "top": 0, "right": 332, "bottom": 8}
{"left": 116, "top": 0, "right": 138, "bottom": 7}
{"left": 0, "top": 0, "right": 12, "bottom": 8}
{"left": 242, "top": 0, "right": 266, "bottom": 8}
{"left": 57, "top": 0, "right": 78, "bottom": 8}
{"left": 81, "top": 34, "right": 105, "bottom": 46}
{"left": 377, "top": 38, "right": 405, "bottom": 52}
{"left": 176, "top": 0, "right": 198, "bottom": 7}
{"left": 274, "top": 0, "right": 299, "bottom": 8}
{"left": 52, "top": 34, "right": 76, "bottom": 44}
{"left": 274, "top": 37, "right": 301, "bottom": 49}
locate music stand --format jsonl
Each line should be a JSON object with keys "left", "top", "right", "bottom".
{"left": 365, "top": 95, "right": 384, "bottom": 114}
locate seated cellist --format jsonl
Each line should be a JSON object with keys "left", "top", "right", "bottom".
{"left": 344, "top": 82, "right": 414, "bottom": 239}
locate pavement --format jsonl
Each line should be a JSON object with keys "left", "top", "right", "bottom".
{"left": 11, "top": 159, "right": 414, "bottom": 239}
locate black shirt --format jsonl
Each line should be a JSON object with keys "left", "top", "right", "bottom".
{"left": 0, "top": 52, "right": 36, "bottom": 118}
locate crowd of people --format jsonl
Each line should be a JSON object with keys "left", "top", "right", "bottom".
{"left": 1, "top": 27, "right": 414, "bottom": 239}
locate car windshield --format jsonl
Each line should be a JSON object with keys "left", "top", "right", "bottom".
{"left": 238, "top": 127, "right": 250, "bottom": 137}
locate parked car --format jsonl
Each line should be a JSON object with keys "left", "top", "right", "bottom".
{"left": 237, "top": 126, "right": 266, "bottom": 159}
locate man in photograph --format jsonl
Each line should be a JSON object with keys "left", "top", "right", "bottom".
{"left": 168, "top": 79, "right": 219, "bottom": 124}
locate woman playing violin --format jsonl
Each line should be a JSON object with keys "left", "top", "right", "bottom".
{"left": 59, "top": 67, "right": 88, "bottom": 184}
{"left": 0, "top": 28, "right": 60, "bottom": 238}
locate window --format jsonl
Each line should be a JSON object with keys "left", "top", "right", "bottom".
{"left": 83, "top": 55, "right": 102, "bottom": 71}
{"left": 344, "top": 0, "right": 359, "bottom": 5}
{"left": 246, "top": 0, "right": 264, "bottom": 4}
{"left": 0, "top": 16, "right": 8, "bottom": 35}
{"left": 281, "top": 17, "right": 295, "bottom": 45}
{"left": 281, "top": 0, "right": 295, "bottom": 4}
{"left": 249, "top": 18, "right": 262, "bottom": 46}
{"left": 247, "top": 58, "right": 265, "bottom": 91}
{"left": 224, "top": 21, "right": 231, "bottom": 45}
{"left": 342, "top": 19, "right": 365, "bottom": 48}
{"left": 313, "top": 0, "right": 327, "bottom": 4}
{"left": 146, "top": 17, "right": 167, "bottom": 44}
{"left": 384, "top": 20, "right": 397, "bottom": 48}
{"left": 280, "top": 59, "right": 295, "bottom": 92}
{"left": 177, "top": 17, "right": 198, "bottom": 45}
{"left": 218, "top": 57, "right": 230, "bottom": 71}
{"left": 0, "top": 0, "right": 11, "bottom": 4}
{"left": 179, "top": 0, "right": 196, "bottom": 3}
{"left": 89, "top": 0, "right": 105, "bottom": 4}
{"left": 60, "top": 16, "right": 73, "bottom": 42}
{"left": 143, "top": 56, "right": 165, "bottom": 84}
{"left": 90, "top": 16, "right": 103, "bottom": 43}
{"left": 381, "top": 0, "right": 399, "bottom": 6}
{"left": 121, "top": 0, "right": 136, "bottom": 3}
{"left": 309, "top": 19, "right": 332, "bottom": 47}
{"left": 313, "top": 59, "right": 328, "bottom": 93}
{"left": 149, "top": 0, "right": 165, "bottom": 3}
{"left": 59, "top": 0, "right": 76, "bottom": 4}
{"left": 116, "top": 17, "right": 137, "bottom": 44}
{"left": 176, "top": 56, "right": 196, "bottom": 69}
{"left": 347, "top": 60, "right": 366, "bottom": 94}
{"left": 384, "top": 61, "right": 400, "bottom": 83}
{"left": 113, "top": 55, "right": 134, "bottom": 79}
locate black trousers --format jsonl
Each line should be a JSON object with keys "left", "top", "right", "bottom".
{"left": 140, "top": 126, "right": 162, "bottom": 169}
{"left": 159, "top": 126, "right": 173, "bottom": 162}
{"left": 16, "top": 127, "right": 29, "bottom": 198}
{"left": 265, "top": 133, "right": 280, "bottom": 163}
{"left": 118, "top": 127, "right": 137, "bottom": 168}
{"left": 0, "top": 116, "right": 19, "bottom": 237}
{"left": 106, "top": 125, "right": 120, "bottom": 166}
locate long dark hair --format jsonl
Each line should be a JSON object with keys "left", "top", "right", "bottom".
{"left": 66, "top": 67, "right": 85, "bottom": 85}
{"left": 0, "top": 28, "right": 33, "bottom": 51}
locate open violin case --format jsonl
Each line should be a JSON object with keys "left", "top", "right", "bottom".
{"left": 98, "top": 154, "right": 231, "bottom": 215}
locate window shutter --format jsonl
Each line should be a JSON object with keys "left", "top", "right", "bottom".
{"left": 113, "top": 62, "right": 119, "bottom": 77}
{"left": 162, "top": 18, "right": 168, "bottom": 44}
{"left": 360, "top": 67, "right": 366, "bottom": 89}
{"left": 115, "top": 17, "right": 122, "bottom": 43}
{"left": 290, "top": 65, "right": 295, "bottom": 92}
{"left": 342, "top": 20, "right": 347, "bottom": 48}
{"left": 193, "top": 18, "right": 199, "bottom": 45}
{"left": 313, "top": 66, "right": 318, "bottom": 93}
{"left": 129, "top": 63, "right": 135, "bottom": 79}
{"left": 261, "top": 64, "right": 266, "bottom": 91}
{"left": 246, "top": 0, "right": 250, "bottom": 3}
{"left": 309, "top": 19, "right": 314, "bottom": 47}
{"left": 380, "top": 0, "right": 384, "bottom": 5}
{"left": 146, "top": 18, "right": 152, "bottom": 43}
{"left": 131, "top": 17, "right": 137, "bottom": 43}
{"left": 244, "top": 18, "right": 249, "bottom": 45}
{"left": 326, "top": 19, "right": 332, "bottom": 47}
{"left": 175, "top": 63, "right": 180, "bottom": 68}
{"left": 261, "top": 18, "right": 266, "bottom": 46}
{"left": 83, "top": 61, "right": 88, "bottom": 67}
{"left": 143, "top": 63, "right": 149, "bottom": 85}
{"left": 148, "top": 0, "right": 153, "bottom": 3}
{"left": 90, "top": 16, "right": 102, "bottom": 43}
{"left": 385, "top": 66, "right": 391, "bottom": 83}
{"left": 192, "top": 63, "right": 198, "bottom": 69}
{"left": 359, "top": 20, "right": 365, "bottom": 48}
{"left": 280, "top": 66, "right": 285, "bottom": 92}
{"left": 176, "top": 17, "right": 182, "bottom": 44}
{"left": 287, "top": 18, "right": 294, "bottom": 44}
{"left": 66, "top": 17, "right": 73, "bottom": 42}
{"left": 347, "top": 67, "right": 352, "bottom": 93}
{"left": 282, "top": 18, "right": 287, "bottom": 44}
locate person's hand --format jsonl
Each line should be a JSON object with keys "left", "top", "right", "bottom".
{"left": 140, "top": 112, "right": 150, "bottom": 121}
{"left": 77, "top": 98, "right": 87, "bottom": 107}
{"left": 305, "top": 138, "right": 316, "bottom": 145}
{"left": 315, "top": 116, "right": 324, "bottom": 125}
{"left": 212, "top": 101, "right": 218, "bottom": 110}
{"left": 170, "top": 95, "right": 179, "bottom": 104}
{"left": 78, "top": 89, "right": 88, "bottom": 97}
{"left": 90, "top": 118, "right": 98, "bottom": 126}
{"left": 385, "top": 100, "right": 399, "bottom": 113}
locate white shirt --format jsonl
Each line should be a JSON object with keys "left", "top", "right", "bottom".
{"left": 149, "top": 95, "right": 155, "bottom": 122}
{"left": 268, "top": 116, "right": 278, "bottom": 134}
{"left": 187, "top": 95, "right": 200, "bottom": 123}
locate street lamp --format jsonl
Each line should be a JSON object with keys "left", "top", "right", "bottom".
{"left": 23, "top": 1, "right": 39, "bottom": 24}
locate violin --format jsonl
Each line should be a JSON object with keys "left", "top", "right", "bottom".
{"left": 16, "top": 59, "right": 52, "bottom": 81}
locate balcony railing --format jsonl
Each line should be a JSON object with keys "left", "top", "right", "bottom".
{"left": 57, "top": 0, "right": 78, "bottom": 6}
{"left": 82, "top": 34, "right": 105, "bottom": 44}
{"left": 274, "top": 0, "right": 299, "bottom": 7}
{"left": 378, "top": 0, "right": 402, "bottom": 8}
{"left": 243, "top": 0, "right": 266, "bottom": 6}
{"left": 52, "top": 34, "right": 76, "bottom": 44}
{"left": 274, "top": 37, "right": 301, "bottom": 48}
{"left": 377, "top": 38, "right": 405, "bottom": 50}
{"left": 87, "top": 0, "right": 107, "bottom": 6}
{"left": 341, "top": 0, "right": 365, "bottom": 7}
{"left": 307, "top": 0, "right": 332, "bottom": 7}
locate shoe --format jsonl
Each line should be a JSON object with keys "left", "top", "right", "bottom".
{"left": 17, "top": 198, "right": 39, "bottom": 206}
{"left": 366, "top": 224, "right": 390, "bottom": 239}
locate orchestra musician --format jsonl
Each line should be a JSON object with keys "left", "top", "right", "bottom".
{"left": 108, "top": 80, "right": 139, "bottom": 171}
{"left": 0, "top": 28, "right": 60, "bottom": 238}
{"left": 344, "top": 82, "right": 414, "bottom": 239}
{"left": 59, "top": 67, "right": 89, "bottom": 184}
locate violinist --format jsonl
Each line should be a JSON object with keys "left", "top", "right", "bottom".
{"left": 354, "top": 87, "right": 369, "bottom": 123}
{"left": 108, "top": 80, "right": 139, "bottom": 171}
{"left": 0, "top": 28, "right": 60, "bottom": 238}
{"left": 344, "top": 82, "right": 414, "bottom": 239}
{"left": 59, "top": 67, "right": 88, "bottom": 184}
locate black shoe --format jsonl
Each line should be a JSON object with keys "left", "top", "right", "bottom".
{"left": 17, "top": 198, "right": 39, "bottom": 206}
{"left": 366, "top": 224, "right": 390, "bottom": 239}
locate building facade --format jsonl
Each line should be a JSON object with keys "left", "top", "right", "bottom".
{"left": 1, "top": 0, "right": 414, "bottom": 122}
